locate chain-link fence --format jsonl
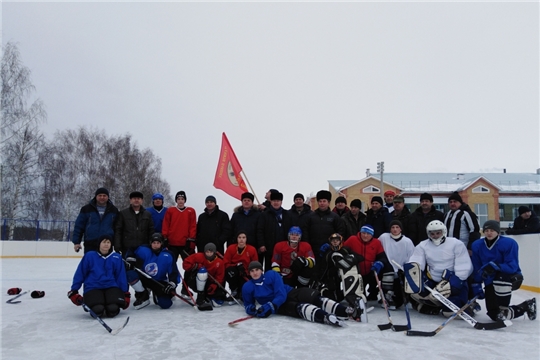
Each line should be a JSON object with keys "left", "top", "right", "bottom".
{"left": 1, "top": 219, "right": 74, "bottom": 241}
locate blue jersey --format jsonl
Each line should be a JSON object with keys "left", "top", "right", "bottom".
{"left": 134, "top": 245, "right": 180, "bottom": 284}
{"left": 147, "top": 206, "right": 168, "bottom": 233}
{"left": 242, "top": 270, "right": 292, "bottom": 311}
{"left": 71, "top": 251, "right": 128, "bottom": 293}
{"left": 471, "top": 235, "right": 521, "bottom": 284}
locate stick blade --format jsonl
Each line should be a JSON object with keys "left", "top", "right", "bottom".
{"left": 473, "top": 319, "right": 512, "bottom": 330}
{"left": 377, "top": 323, "right": 393, "bottom": 331}
{"left": 110, "top": 316, "right": 130, "bottom": 336}
{"left": 406, "top": 330, "right": 436, "bottom": 337}
{"left": 392, "top": 325, "right": 409, "bottom": 332}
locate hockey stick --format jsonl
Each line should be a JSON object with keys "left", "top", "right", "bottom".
{"left": 390, "top": 260, "right": 412, "bottom": 330}
{"left": 406, "top": 295, "right": 479, "bottom": 337}
{"left": 6, "top": 291, "right": 28, "bottom": 304}
{"left": 82, "top": 303, "right": 129, "bottom": 335}
{"left": 228, "top": 315, "right": 255, "bottom": 327}
{"left": 374, "top": 271, "right": 408, "bottom": 332}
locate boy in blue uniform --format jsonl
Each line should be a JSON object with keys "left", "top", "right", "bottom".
{"left": 242, "top": 261, "right": 359, "bottom": 326}
{"left": 471, "top": 220, "right": 536, "bottom": 321}
{"left": 126, "top": 233, "right": 181, "bottom": 309}
{"left": 68, "top": 235, "right": 130, "bottom": 317}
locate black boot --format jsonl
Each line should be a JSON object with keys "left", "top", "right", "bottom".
{"left": 133, "top": 290, "right": 150, "bottom": 310}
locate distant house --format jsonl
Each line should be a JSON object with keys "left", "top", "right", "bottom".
{"left": 310, "top": 171, "right": 540, "bottom": 229}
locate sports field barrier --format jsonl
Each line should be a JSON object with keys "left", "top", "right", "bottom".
{"left": 1, "top": 234, "right": 539, "bottom": 292}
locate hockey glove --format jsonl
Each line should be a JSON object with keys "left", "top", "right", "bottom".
{"left": 441, "top": 269, "right": 464, "bottom": 291}
{"left": 122, "top": 292, "right": 131, "bottom": 309}
{"left": 246, "top": 304, "right": 257, "bottom": 316}
{"left": 434, "top": 280, "right": 451, "bottom": 298}
{"left": 257, "top": 302, "right": 276, "bottom": 318}
{"left": 207, "top": 283, "right": 217, "bottom": 296}
{"left": 319, "top": 243, "right": 330, "bottom": 255}
{"left": 187, "top": 238, "right": 196, "bottom": 254}
{"left": 226, "top": 266, "right": 238, "bottom": 280}
{"left": 480, "top": 262, "right": 500, "bottom": 280}
{"left": 162, "top": 281, "right": 177, "bottom": 295}
{"left": 291, "top": 257, "right": 308, "bottom": 273}
{"left": 371, "top": 261, "right": 384, "bottom": 275}
{"left": 125, "top": 256, "right": 137, "bottom": 271}
{"left": 31, "top": 291, "right": 45, "bottom": 298}
{"left": 236, "top": 262, "right": 246, "bottom": 277}
{"left": 471, "top": 283, "right": 485, "bottom": 300}
{"left": 7, "top": 287, "right": 22, "bottom": 295}
{"left": 67, "top": 290, "right": 83, "bottom": 306}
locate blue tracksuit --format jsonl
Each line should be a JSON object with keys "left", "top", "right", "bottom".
{"left": 242, "top": 270, "right": 292, "bottom": 311}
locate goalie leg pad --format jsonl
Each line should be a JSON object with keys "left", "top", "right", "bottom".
{"left": 196, "top": 268, "right": 208, "bottom": 292}
{"left": 404, "top": 263, "right": 423, "bottom": 294}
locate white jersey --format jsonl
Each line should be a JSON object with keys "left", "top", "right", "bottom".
{"left": 378, "top": 233, "right": 415, "bottom": 273}
{"left": 408, "top": 236, "right": 472, "bottom": 282}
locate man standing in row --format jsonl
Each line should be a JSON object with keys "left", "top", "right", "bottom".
{"left": 196, "top": 195, "right": 231, "bottom": 254}
{"left": 332, "top": 196, "right": 350, "bottom": 217}
{"left": 146, "top": 193, "right": 167, "bottom": 233}
{"left": 342, "top": 199, "right": 366, "bottom": 240}
{"left": 162, "top": 191, "right": 197, "bottom": 261}
{"left": 365, "top": 196, "right": 392, "bottom": 238}
{"left": 114, "top": 191, "right": 154, "bottom": 255}
{"left": 229, "top": 192, "right": 260, "bottom": 249}
{"left": 408, "top": 193, "right": 444, "bottom": 246}
{"left": 390, "top": 195, "right": 410, "bottom": 236}
{"left": 289, "top": 193, "right": 312, "bottom": 228}
{"left": 444, "top": 191, "right": 480, "bottom": 249}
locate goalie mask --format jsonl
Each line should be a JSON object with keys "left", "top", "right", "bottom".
{"left": 426, "top": 220, "right": 447, "bottom": 246}
{"left": 329, "top": 233, "right": 343, "bottom": 251}
{"left": 288, "top": 226, "right": 302, "bottom": 246}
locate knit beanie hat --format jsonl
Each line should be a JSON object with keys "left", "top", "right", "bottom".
{"left": 293, "top": 193, "right": 305, "bottom": 201}
{"left": 448, "top": 192, "right": 463, "bottom": 203}
{"left": 371, "top": 196, "right": 384, "bottom": 206}
{"left": 205, "top": 195, "right": 217, "bottom": 203}
{"left": 482, "top": 220, "right": 500, "bottom": 234}
{"left": 518, "top": 206, "right": 531, "bottom": 215}
{"left": 95, "top": 187, "right": 109, "bottom": 197}
{"left": 350, "top": 199, "right": 362, "bottom": 209}
{"left": 241, "top": 192, "right": 254, "bottom": 201}
{"left": 389, "top": 220, "right": 403, "bottom": 230}
{"left": 248, "top": 261, "right": 263, "bottom": 272}
{"left": 420, "top": 193, "right": 433, "bottom": 202}
{"left": 204, "top": 243, "right": 216, "bottom": 253}
{"left": 175, "top": 191, "right": 187, "bottom": 201}
{"left": 270, "top": 191, "right": 283, "bottom": 201}
{"left": 360, "top": 225, "right": 375, "bottom": 236}
{"left": 335, "top": 196, "right": 347, "bottom": 205}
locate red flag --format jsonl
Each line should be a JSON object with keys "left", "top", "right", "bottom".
{"left": 213, "top": 133, "right": 248, "bottom": 200}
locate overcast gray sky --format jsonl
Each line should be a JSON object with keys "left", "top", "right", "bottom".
{"left": 3, "top": 1, "right": 539, "bottom": 215}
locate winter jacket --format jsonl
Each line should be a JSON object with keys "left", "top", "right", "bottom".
{"left": 444, "top": 203, "right": 480, "bottom": 249}
{"left": 196, "top": 205, "right": 231, "bottom": 254}
{"left": 341, "top": 211, "right": 367, "bottom": 240}
{"left": 506, "top": 212, "right": 540, "bottom": 235}
{"left": 71, "top": 250, "right": 128, "bottom": 293}
{"left": 229, "top": 206, "right": 261, "bottom": 248}
{"left": 289, "top": 203, "right": 313, "bottom": 228}
{"left": 408, "top": 206, "right": 445, "bottom": 246}
{"left": 114, "top": 206, "right": 154, "bottom": 254}
{"left": 391, "top": 206, "right": 411, "bottom": 236}
{"left": 302, "top": 208, "right": 345, "bottom": 257}
{"left": 343, "top": 235, "right": 390, "bottom": 277}
{"left": 256, "top": 207, "right": 293, "bottom": 253}
{"left": 72, "top": 198, "right": 118, "bottom": 246}
{"left": 365, "top": 206, "right": 392, "bottom": 238}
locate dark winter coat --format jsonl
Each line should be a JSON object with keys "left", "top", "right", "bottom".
{"left": 256, "top": 207, "right": 293, "bottom": 253}
{"left": 391, "top": 206, "right": 411, "bottom": 236}
{"left": 72, "top": 198, "right": 119, "bottom": 247}
{"left": 408, "top": 205, "right": 445, "bottom": 246}
{"left": 332, "top": 206, "right": 350, "bottom": 217}
{"left": 506, "top": 212, "right": 540, "bottom": 235}
{"left": 302, "top": 208, "right": 345, "bottom": 257}
{"left": 365, "top": 206, "right": 392, "bottom": 238}
{"left": 341, "top": 211, "right": 367, "bottom": 240}
{"left": 114, "top": 206, "right": 154, "bottom": 254}
{"left": 289, "top": 203, "right": 313, "bottom": 228}
{"left": 229, "top": 206, "right": 261, "bottom": 248}
{"left": 196, "top": 205, "right": 231, "bottom": 254}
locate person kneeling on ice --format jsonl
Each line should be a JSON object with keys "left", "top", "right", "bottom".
{"left": 242, "top": 261, "right": 358, "bottom": 326}
{"left": 183, "top": 243, "right": 226, "bottom": 310}
{"left": 68, "top": 235, "right": 130, "bottom": 317}
{"left": 125, "top": 233, "right": 181, "bottom": 310}
{"left": 271, "top": 226, "right": 316, "bottom": 288}
{"left": 403, "top": 220, "right": 472, "bottom": 317}
{"left": 471, "top": 220, "right": 536, "bottom": 321}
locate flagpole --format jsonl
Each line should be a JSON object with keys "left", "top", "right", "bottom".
{"left": 240, "top": 170, "right": 260, "bottom": 205}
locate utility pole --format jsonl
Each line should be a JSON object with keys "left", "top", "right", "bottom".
{"left": 377, "top": 161, "right": 385, "bottom": 196}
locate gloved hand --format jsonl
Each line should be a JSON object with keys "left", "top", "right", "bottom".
{"left": 246, "top": 304, "right": 257, "bottom": 316}
{"left": 236, "top": 262, "right": 246, "bottom": 277}
{"left": 125, "top": 256, "right": 137, "bottom": 270}
{"left": 257, "top": 302, "right": 276, "bottom": 318}
{"left": 226, "top": 266, "right": 238, "bottom": 279}
{"left": 371, "top": 261, "right": 384, "bottom": 274}
{"left": 207, "top": 283, "right": 217, "bottom": 296}
{"left": 67, "top": 290, "right": 83, "bottom": 306}
{"left": 190, "top": 262, "right": 199, "bottom": 272}
{"left": 122, "top": 292, "right": 131, "bottom": 309}
{"left": 290, "top": 257, "right": 308, "bottom": 273}
{"left": 480, "top": 262, "right": 500, "bottom": 280}
{"left": 320, "top": 243, "right": 330, "bottom": 254}
{"left": 162, "top": 281, "right": 177, "bottom": 295}
{"left": 187, "top": 238, "right": 196, "bottom": 254}
{"left": 7, "top": 288, "right": 22, "bottom": 295}
{"left": 441, "top": 269, "right": 464, "bottom": 291}
{"left": 434, "top": 280, "right": 451, "bottom": 298}
{"left": 471, "top": 283, "right": 485, "bottom": 300}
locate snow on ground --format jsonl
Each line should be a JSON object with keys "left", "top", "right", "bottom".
{"left": 1, "top": 258, "right": 539, "bottom": 360}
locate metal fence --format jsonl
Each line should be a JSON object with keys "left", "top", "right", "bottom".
{"left": 1, "top": 219, "right": 74, "bottom": 241}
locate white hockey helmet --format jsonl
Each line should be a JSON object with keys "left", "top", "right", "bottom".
{"left": 426, "top": 220, "right": 447, "bottom": 245}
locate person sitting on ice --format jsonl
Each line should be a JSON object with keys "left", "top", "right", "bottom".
{"left": 125, "top": 232, "right": 180, "bottom": 310}
{"left": 223, "top": 230, "right": 258, "bottom": 301}
{"left": 271, "top": 226, "right": 315, "bottom": 288}
{"left": 378, "top": 220, "right": 415, "bottom": 309}
{"left": 403, "top": 220, "right": 473, "bottom": 317}
{"left": 471, "top": 220, "right": 536, "bottom": 321}
{"left": 242, "top": 261, "right": 358, "bottom": 326}
{"left": 182, "top": 242, "right": 226, "bottom": 310}
{"left": 68, "top": 235, "right": 130, "bottom": 317}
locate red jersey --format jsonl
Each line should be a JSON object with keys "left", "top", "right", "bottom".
{"left": 223, "top": 244, "right": 259, "bottom": 274}
{"left": 343, "top": 234, "right": 386, "bottom": 276}
{"left": 182, "top": 252, "right": 225, "bottom": 285}
{"left": 271, "top": 241, "right": 314, "bottom": 278}
{"left": 162, "top": 206, "right": 197, "bottom": 246}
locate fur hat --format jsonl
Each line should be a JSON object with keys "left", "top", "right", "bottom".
{"left": 482, "top": 220, "right": 500, "bottom": 234}
{"left": 270, "top": 191, "right": 283, "bottom": 201}
{"left": 241, "top": 192, "right": 254, "bottom": 201}
{"left": 371, "top": 196, "right": 384, "bottom": 206}
{"left": 129, "top": 191, "right": 144, "bottom": 199}
{"left": 248, "top": 261, "right": 263, "bottom": 272}
{"left": 335, "top": 196, "right": 347, "bottom": 205}
{"left": 350, "top": 199, "right": 362, "bottom": 209}
{"left": 175, "top": 191, "right": 187, "bottom": 201}
{"left": 316, "top": 190, "right": 332, "bottom": 202}
{"left": 448, "top": 192, "right": 463, "bottom": 203}
{"left": 420, "top": 193, "right": 433, "bottom": 202}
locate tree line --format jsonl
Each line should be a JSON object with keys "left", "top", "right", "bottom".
{"left": 1, "top": 42, "right": 172, "bottom": 238}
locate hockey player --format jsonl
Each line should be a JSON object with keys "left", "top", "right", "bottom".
{"left": 125, "top": 233, "right": 181, "bottom": 310}
{"left": 343, "top": 225, "right": 394, "bottom": 303}
{"left": 68, "top": 235, "right": 130, "bottom": 317}
{"left": 223, "top": 231, "right": 258, "bottom": 300}
{"left": 318, "top": 233, "right": 367, "bottom": 321}
{"left": 404, "top": 220, "right": 473, "bottom": 316}
{"left": 271, "top": 226, "right": 315, "bottom": 288}
{"left": 471, "top": 220, "right": 536, "bottom": 321}
{"left": 378, "top": 220, "right": 415, "bottom": 309}
{"left": 242, "top": 261, "right": 357, "bottom": 326}
{"left": 182, "top": 243, "right": 226, "bottom": 310}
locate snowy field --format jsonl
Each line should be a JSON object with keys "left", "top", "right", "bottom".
{"left": 1, "top": 258, "right": 539, "bottom": 360}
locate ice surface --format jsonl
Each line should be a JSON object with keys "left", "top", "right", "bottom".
{"left": 1, "top": 259, "right": 539, "bottom": 360}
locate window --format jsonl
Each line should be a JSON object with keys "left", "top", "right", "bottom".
{"left": 474, "top": 204, "right": 488, "bottom": 227}
{"left": 472, "top": 186, "right": 490, "bottom": 193}
{"left": 362, "top": 186, "right": 380, "bottom": 193}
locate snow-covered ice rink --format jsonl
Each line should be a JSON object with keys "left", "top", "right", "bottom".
{"left": 1, "top": 258, "right": 539, "bottom": 360}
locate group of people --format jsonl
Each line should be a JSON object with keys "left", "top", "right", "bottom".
{"left": 68, "top": 187, "right": 536, "bottom": 328}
